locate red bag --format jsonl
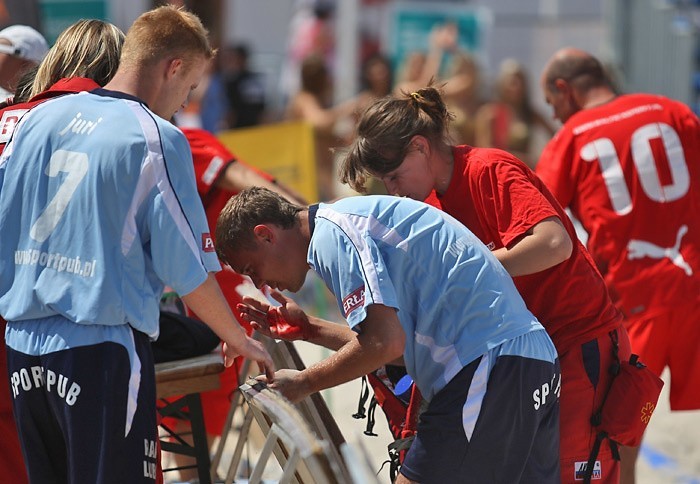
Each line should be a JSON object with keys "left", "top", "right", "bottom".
{"left": 598, "top": 354, "right": 664, "bottom": 447}
{"left": 582, "top": 339, "right": 664, "bottom": 484}
{"left": 353, "top": 365, "right": 423, "bottom": 482}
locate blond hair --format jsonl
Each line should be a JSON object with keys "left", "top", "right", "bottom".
{"left": 120, "top": 5, "right": 214, "bottom": 70}
{"left": 30, "top": 19, "right": 124, "bottom": 98}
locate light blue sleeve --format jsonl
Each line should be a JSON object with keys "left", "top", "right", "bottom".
{"left": 147, "top": 124, "right": 220, "bottom": 296}
{"left": 309, "top": 220, "right": 398, "bottom": 329}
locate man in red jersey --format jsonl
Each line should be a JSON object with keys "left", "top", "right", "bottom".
{"left": 537, "top": 47, "right": 700, "bottom": 483}
{"left": 184, "top": 126, "right": 306, "bottom": 324}
{"left": 162, "top": 126, "right": 306, "bottom": 480}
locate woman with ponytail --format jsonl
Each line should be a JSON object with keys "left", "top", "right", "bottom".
{"left": 340, "top": 85, "right": 630, "bottom": 484}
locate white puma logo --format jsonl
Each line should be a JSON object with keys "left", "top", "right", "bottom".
{"left": 627, "top": 225, "right": 693, "bottom": 276}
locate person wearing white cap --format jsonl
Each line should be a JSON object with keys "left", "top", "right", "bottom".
{"left": 0, "top": 24, "right": 48, "bottom": 101}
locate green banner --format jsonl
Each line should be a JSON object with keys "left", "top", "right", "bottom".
{"left": 389, "top": 1, "right": 489, "bottom": 75}
{"left": 39, "top": 0, "right": 107, "bottom": 44}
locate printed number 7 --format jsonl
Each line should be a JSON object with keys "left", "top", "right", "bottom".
{"left": 30, "top": 149, "right": 88, "bottom": 243}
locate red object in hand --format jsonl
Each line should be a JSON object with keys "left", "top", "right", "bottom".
{"left": 241, "top": 304, "right": 307, "bottom": 341}
{"left": 267, "top": 308, "right": 307, "bottom": 340}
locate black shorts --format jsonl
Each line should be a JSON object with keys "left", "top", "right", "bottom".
{"left": 7, "top": 327, "right": 158, "bottom": 483}
{"left": 401, "top": 349, "right": 561, "bottom": 483}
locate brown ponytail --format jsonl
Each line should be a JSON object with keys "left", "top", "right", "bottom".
{"left": 339, "top": 84, "right": 453, "bottom": 193}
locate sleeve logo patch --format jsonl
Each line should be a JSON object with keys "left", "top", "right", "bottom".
{"left": 342, "top": 286, "right": 365, "bottom": 317}
{"left": 202, "top": 155, "right": 224, "bottom": 186}
{"left": 202, "top": 233, "right": 215, "bottom": 252}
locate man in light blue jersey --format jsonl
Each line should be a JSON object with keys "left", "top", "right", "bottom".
{"left": 0, "top": 6, "right": 273, "bottom": 483}
{"left": 216, "top": 187, "right": 561, "bottom": 484}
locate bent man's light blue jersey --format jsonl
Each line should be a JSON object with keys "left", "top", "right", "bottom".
{"left": 0, "top": 90, "right": 220, "bottom": 338}
{"left": 309, "top": 196, "right": 550, "bottom": 400}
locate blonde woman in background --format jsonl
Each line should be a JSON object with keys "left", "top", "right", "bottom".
{"left": 475, "top": 58, "right": 555, "bottom": 169}
{"left": 285, "top": 53, "right": 355, "bottom": 200}
{"left": 29, "top": 19, "right": 123, "bottom": 98}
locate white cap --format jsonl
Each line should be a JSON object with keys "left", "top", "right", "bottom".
{"left": 0, "top": 25, "right": 48, "bottom": 64}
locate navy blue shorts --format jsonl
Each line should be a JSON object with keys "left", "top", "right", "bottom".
{"left": 7, "top": 328, "right": 158, "bottom": 483}
{"left": 401, "top": 347, "right": 561, "bottom": 483}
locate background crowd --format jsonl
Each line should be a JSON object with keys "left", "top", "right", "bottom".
{"left": 178, "top": 9, "right": 559, "bottom": 200}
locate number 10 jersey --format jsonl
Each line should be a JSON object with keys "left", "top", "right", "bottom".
{"left": 537, "top": 93, "right": 700, "bottom": 319}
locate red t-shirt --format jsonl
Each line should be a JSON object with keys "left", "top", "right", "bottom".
{"left": 426, "top": 146, "right": 621, "bottom": 354}
{"left": 537, "top": 94, "right": 700, "bottom": 319}
{"left": 0, "top": 77, "right": 100, "bottom": 155}
{"left": 182, "top": 127, "right": 274, "bottom": 326}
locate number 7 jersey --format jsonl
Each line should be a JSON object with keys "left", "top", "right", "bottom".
{"left": 537, "top": 93, "right": 700, "bottom": 319}
{"left": 0, "top": 90, "right": 220, "bottom": 336}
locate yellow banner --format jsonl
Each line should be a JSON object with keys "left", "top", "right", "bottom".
{"left": 217, "top": 121, "right": 318, "bottom": 202}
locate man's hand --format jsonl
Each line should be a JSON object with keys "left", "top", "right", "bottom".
{"left": 237, "top": 289, "right": 313, "bottom": 341}
{"left": 223, "top": 335, "right": 274, "bottom": 381}
{"left": 180, "top": 273, "right": 275, "bottom": 380}
{"left": 255, "top": 368, "right": 310, "bottom": 403}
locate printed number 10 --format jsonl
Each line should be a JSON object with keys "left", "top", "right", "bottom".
{"left": 580, "top": 122, "right": 689, "bottom": 215}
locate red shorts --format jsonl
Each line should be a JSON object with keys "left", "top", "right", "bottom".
{"left": 197, "top": 272, "right": 252, "bottom": 435}
{"left": 159, "top": 353, "right": 244, "bottom": 437}
{"left": 198, "top": 355, "right": 244, "bottom": 435}
{"left": 558, "top": 325, "right": 631, "bottom": 484}
{"left": 624, "top": 302, "right": 700, "bottom": 410}
{"left": 162, "top": 272, "right": 252, "bottom": 436}
{"left": 0, "top": 320, "right": 29, "bottom": 484}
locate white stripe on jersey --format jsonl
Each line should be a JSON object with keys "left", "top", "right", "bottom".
{"left": 316, "top": 209, "right": 407, "bottom": 306}
{"left": 415, "top": 332, "right": 462, "bottom": 384}
{"left": 462, "top": 353, "right": 489, "bottom": 441}
{"left": 121, "top": 100, "right": 200, "bottom": 259}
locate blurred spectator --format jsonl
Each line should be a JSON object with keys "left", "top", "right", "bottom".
{"left": 280, "top": 0, "right": 336, "bottom": 104}
{"left": 290, "top": 0, "right": 335, "bottom": 71}
{"left": 393, "top": 23, "right": 456, "bottom": 96}
{"left": 354, "top": 52, "right": 393, "bottom": 116}
{"left": 441, "top": 51, "right": 482, "bottom": 145}
{"left": 0, "top": 25, "right": 47, "bottom": 101}
{"left": 475, "top": 58, "right": 556, "bottom": 169}
{"left": 392, "top": 22, "right": 482, "bottom": 146}
{"left": 198, "top": 57, "right": 229, "bottom": 133}
{"left": 357, "top": 0, "right": 393, "bottom": 62}
{"left": 344, "top": 53, "right": 395, "bottom": 195}
{"left": 0, "top": 62, "right": 34, "bottom": 106}
{"left": 221, "top": 43, "right": 266, "bottom": 128}
{"left": 393, "top": 50, "right": 428, "bottom": 96}
{"left": 173, "top": 57, "right": 227, "bottom": 131}
{"left": 285, "top": 54, "right": 353, "bottom": 201}
{"left": 422, "top": 23, "right": 484, "bottom": 147}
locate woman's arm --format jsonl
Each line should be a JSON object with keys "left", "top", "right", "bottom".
{"left": 491, "top": 216, "right": 573, "bottom": 277}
